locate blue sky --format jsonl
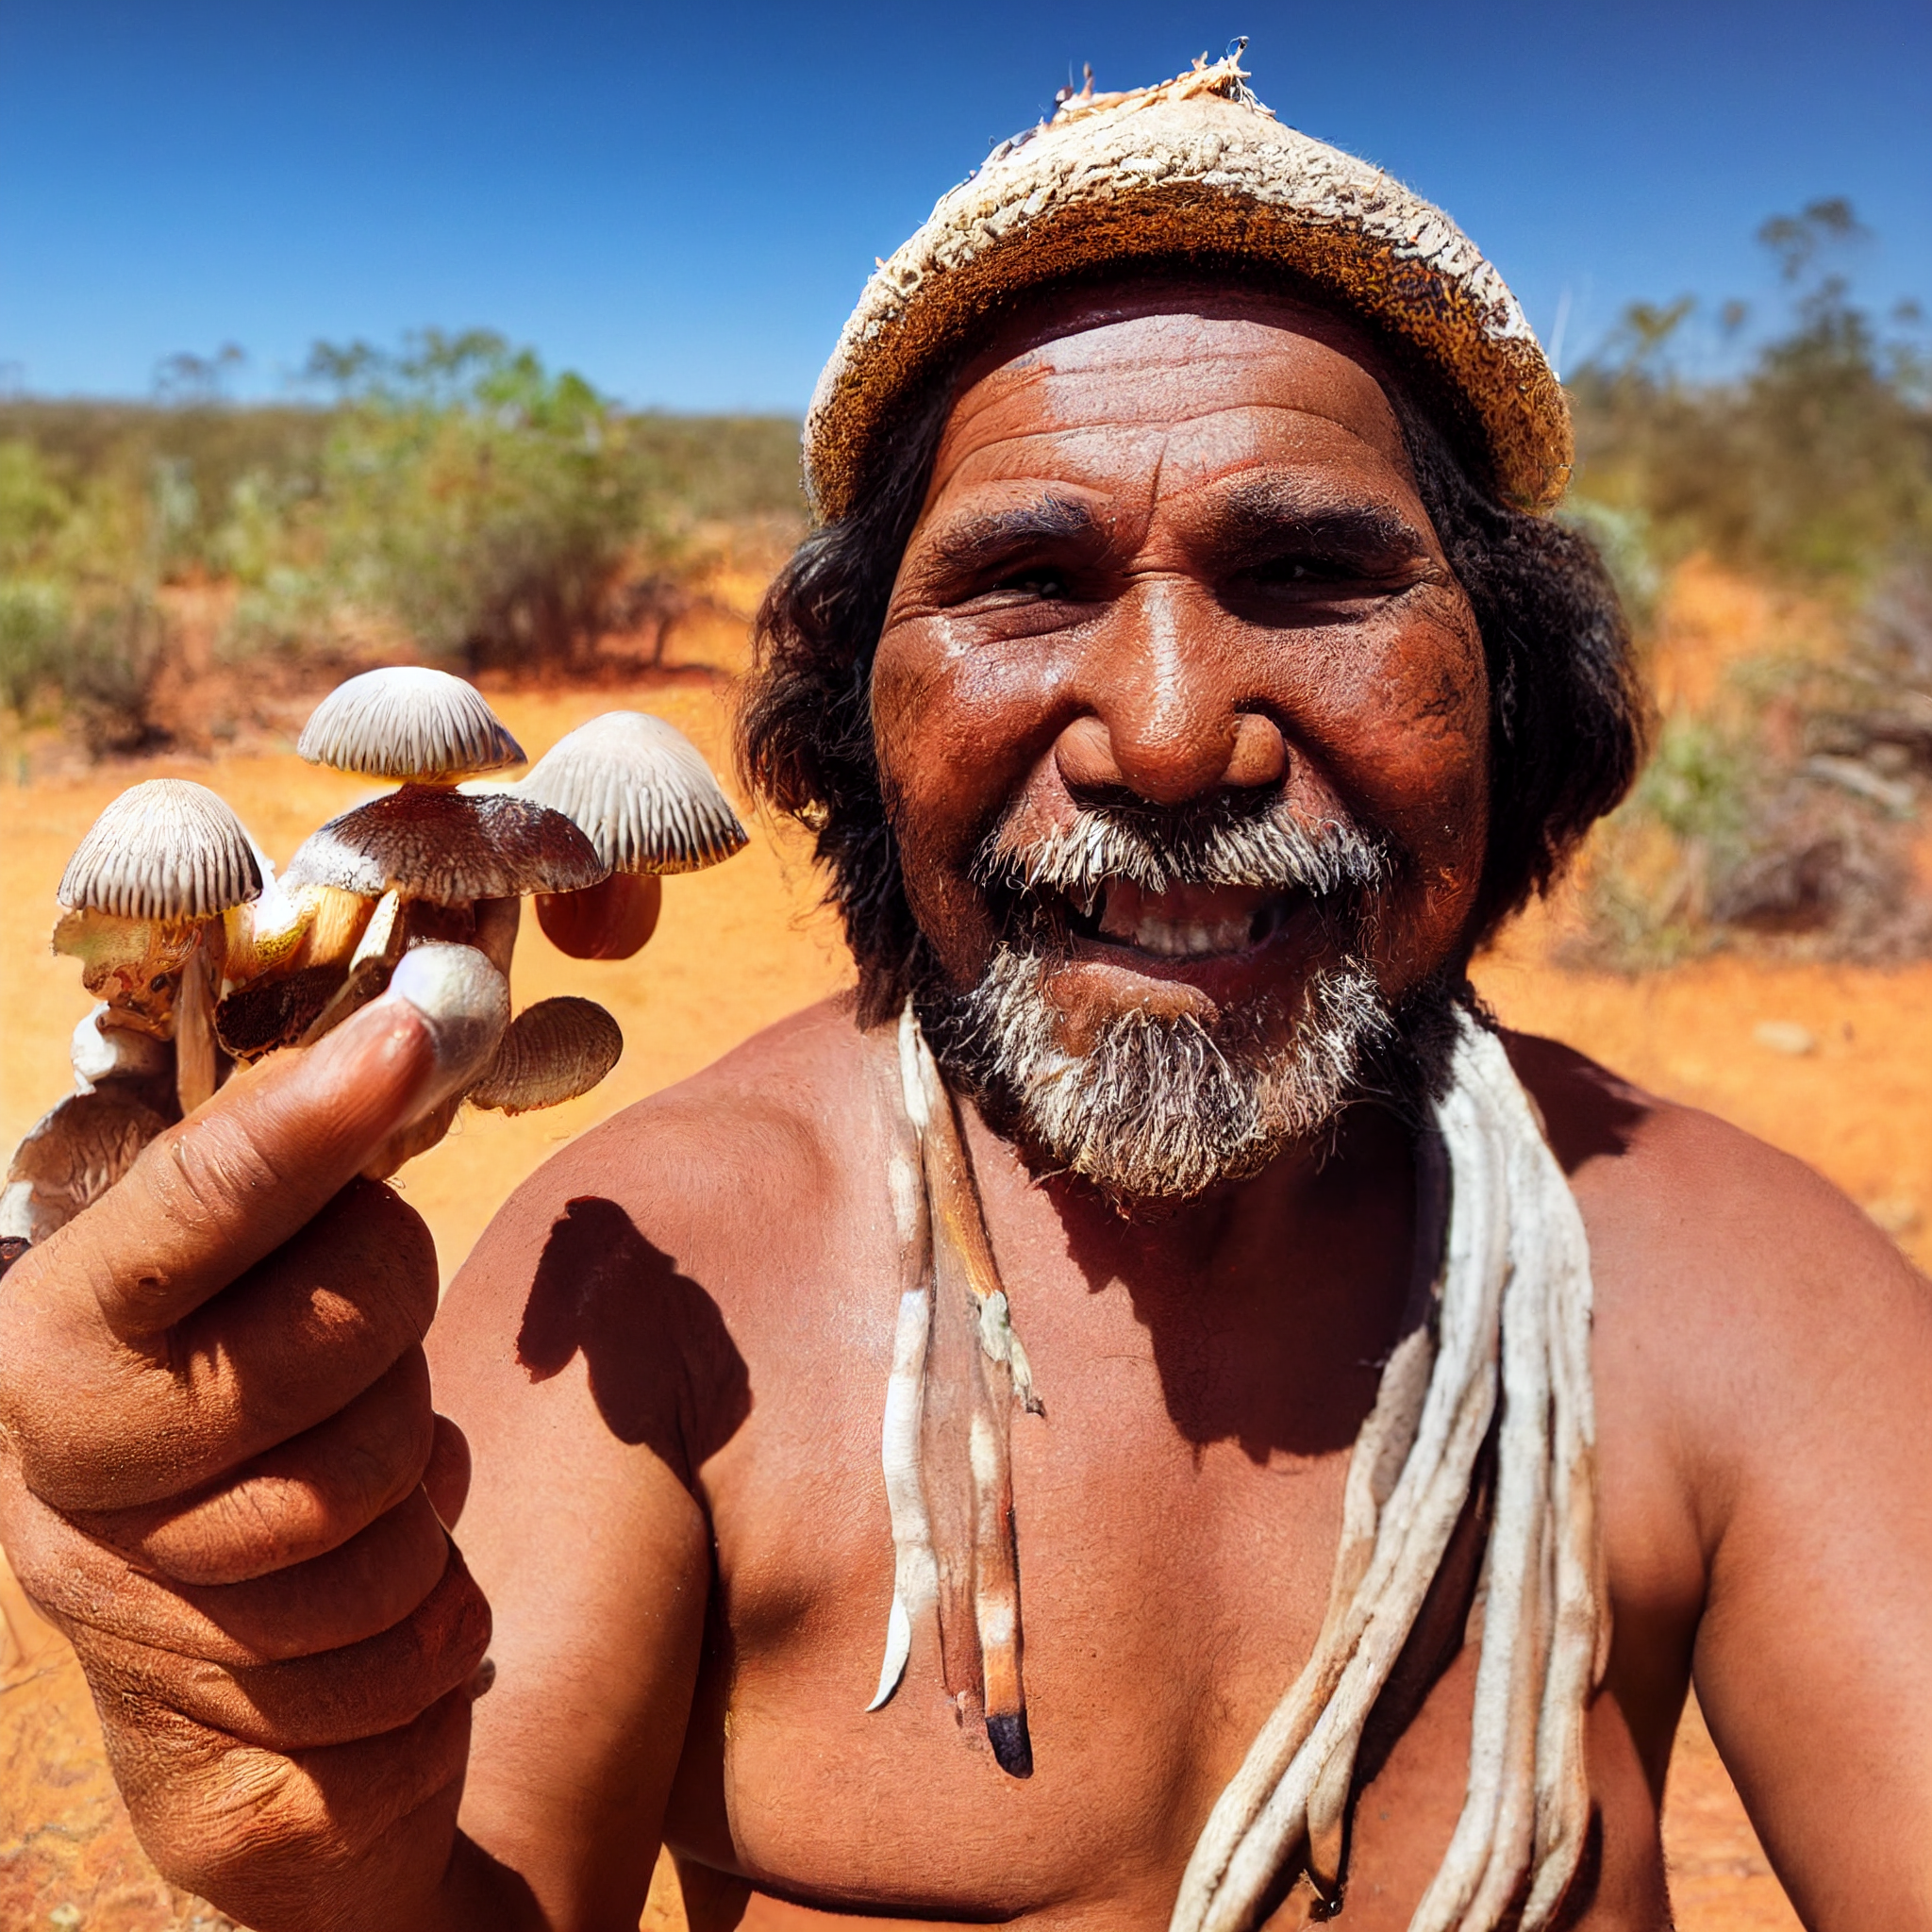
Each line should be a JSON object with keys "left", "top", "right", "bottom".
{"left": 1, "top": 0, "right": 1926, "bottom": 410}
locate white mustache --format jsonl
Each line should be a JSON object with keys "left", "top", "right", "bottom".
{"left": 976, "top": 800, "right": 1391, "bottom": 902}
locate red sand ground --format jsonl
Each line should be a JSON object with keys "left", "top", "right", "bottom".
{"left": 11, "top": 569, "right": 1915, "bottom": 1925}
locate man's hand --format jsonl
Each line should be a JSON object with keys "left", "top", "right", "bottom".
{"left": 0, "top": 990, "right": 512, "bottom": 1932}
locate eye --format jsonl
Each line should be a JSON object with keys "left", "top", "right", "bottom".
{"left": 991, "top": 566, "right": 1070, "bottom": 600}
{"left": 1247, "top": 553, "right": 1361, "bottom": 586}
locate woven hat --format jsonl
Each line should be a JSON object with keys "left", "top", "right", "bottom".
{"left": 804, "top": 47, "right": 1570, "bottom": 520}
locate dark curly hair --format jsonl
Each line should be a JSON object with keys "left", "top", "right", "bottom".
{"left": 741, "top": 291, "right": 1645, "bottom": 1025}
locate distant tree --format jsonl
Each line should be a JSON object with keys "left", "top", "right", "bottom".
{"left": 303, "top": 329, "right": 648, "bottom": 667}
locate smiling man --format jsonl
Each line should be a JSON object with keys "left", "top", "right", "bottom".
{"left": 3, "top": 52, "right": 1931, "bottom": 1932}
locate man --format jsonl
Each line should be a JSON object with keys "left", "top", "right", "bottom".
{"left": 2, "top": 53, "right": 1928, "bottom": 1932}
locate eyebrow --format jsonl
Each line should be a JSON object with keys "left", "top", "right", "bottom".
{"left": 1209, "top": 475, "right": 1430, "bottom": 559}
{"left": 920, "top": 493, "right": 1103, "bottom": 575}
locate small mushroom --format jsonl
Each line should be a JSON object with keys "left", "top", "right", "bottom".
{"left": 71, "top": 1003, "right": 172, "bottom": 1091}
{"left": 1, "top": 1087, "right": 174, "bottom": 1246}
{"left": 297, "top": 665, "right": 525, "bottom": 782}
{"left": 468, "top": 995, "right": 624, "bottom": 1114}
{"left": 53, "top": 777, "right": 263, "bottom": 1114}
{"left": 279, "top": 670, "right": 605, "bottom": 1041}
{"left": 506, "top": 711, "right": 747, "bottom": 960}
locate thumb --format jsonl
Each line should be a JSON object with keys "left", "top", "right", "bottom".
{"left": 32, "top": 945, "right": 507, "bottom": 1341}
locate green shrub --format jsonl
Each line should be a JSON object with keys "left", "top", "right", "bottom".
{"left": 303, "top": 329, "right": 653, "bottom": 668}
{"left": 1569, "top": 200, "right": 1932, "bottom": 583}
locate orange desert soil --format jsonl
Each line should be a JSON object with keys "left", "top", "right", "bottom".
{"left": 10, "top": 631, "right": 1920, "bottom": 1924}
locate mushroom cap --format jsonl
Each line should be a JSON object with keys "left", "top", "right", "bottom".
{"left": 297, "top": 666, "right": 525, "bottom": 781}
{"left": 5, "top": 1086, "right": 172, "bottom": 1241}
{"left": 512, "top": 711, "right": 748, "bottom": 874}
{"left": 58, "top": 778, "right": 262, "bottom": 922}
{"left": 284, "top": 786, "right": 606, "bottom": 906}
{"left": 469, "top": 995, "right": 624, "bottom": 1113}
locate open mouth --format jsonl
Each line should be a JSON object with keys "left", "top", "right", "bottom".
{"left": 1058, "top": 879, "right": 1305, "bottom": 959}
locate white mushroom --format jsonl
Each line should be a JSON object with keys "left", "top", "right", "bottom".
{"left": 504, "top": 710, "right": 747, "bottom": 959}
{"left": 275, "top": 672, "right": 605, "bottom": 1045}
{"left": 58, "top": 776, "right": 263, "bottom": 923}
{"left": 297, "top": 665, "right": 525, "bottom": 782}
{"left": 52, "top": 777, "right": 262, "bottom": 1114}
{"left": 511, "top": 710, "right": 746, "bottom": 874}
{"left": 468, "top": 995, "right": 624, "bottom": 1114}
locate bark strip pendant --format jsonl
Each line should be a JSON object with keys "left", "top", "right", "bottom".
{"left": 868, "top": 1000, "right": 1041, "bottom": 1776}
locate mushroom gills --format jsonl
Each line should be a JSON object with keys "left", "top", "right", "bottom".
{"left": 508, "top": 710, "right": 749, "bottom": 875}
{"left": 2, "top": 1088, "right": 173, "bottom": 1246}
{"left": 297, "top": 666, "right": 525, "bottom": 781}
{"left": 468, "top": 997, "right": 624, "bottom": 1114}
{"left": 58, "top": 777, "right": 262, "bottom": 924}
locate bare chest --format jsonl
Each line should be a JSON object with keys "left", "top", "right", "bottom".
{"left": 662, "top": 1268, "right": 1670, "bottom": 1929}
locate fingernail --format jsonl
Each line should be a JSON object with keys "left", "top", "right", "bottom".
{"left": 383, "top": 944, "right": 510, "bottom": 1115}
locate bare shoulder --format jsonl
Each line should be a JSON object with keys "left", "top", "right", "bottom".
{"left": 1503, "top": 1025, "right": 1925, "bottom": 1320}
{"left": 430, "top": 995, "right": 887, "bottom": 1420}
{"left": 1503, "top": 1026, "right": 1932, "bottom": 1532}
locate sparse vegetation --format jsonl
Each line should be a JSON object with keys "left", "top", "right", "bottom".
{"left": 1564, "top": 201, "right": 1932, "bottom": 965}
{"left": 0, "top": 332, "right": 803, "bottom": 746}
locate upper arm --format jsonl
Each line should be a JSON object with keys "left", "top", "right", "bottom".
{"left": 1552, "top": 1058, "right": 1932, "bottom": 1930}
{"left": 1683, "top": 1168, "right": 1932, "bottom": 1927}
{"left": 425, "top": 1117, "right": 738, "bottom": 1932}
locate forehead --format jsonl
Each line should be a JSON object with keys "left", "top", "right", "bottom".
{"left": 924, "top": 285, "right": 1417, "bottom": 511}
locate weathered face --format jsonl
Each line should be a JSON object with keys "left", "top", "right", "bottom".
{"left": 872, "top": 286, "right": 1491, "bottom": 1193}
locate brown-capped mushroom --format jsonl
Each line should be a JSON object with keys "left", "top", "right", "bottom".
{"left": 0, "top": 1087, "right": 174, "bottom": 1246}
{"left": 52, "top": 777, "right": 263, "bottom": 1114}
{"left": 507, "top": 711, "right": 747, "bottom": 960}
{"left": 275, "top": 671, "right": 604, "bottom": 1043}
{"left": 468, "top": 995, "right": 624, "bottom": 1114}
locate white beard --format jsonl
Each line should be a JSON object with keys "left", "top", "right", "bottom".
{"left": 933, "top": 943, "right": 1395, "bottom": 1201}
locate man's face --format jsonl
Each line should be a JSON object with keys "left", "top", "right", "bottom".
{"left": 872, "top": 287, "right": 1490, "bottom": 1196}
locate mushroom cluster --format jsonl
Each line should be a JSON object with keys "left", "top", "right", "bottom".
{"left": 2, "top": 667, "right": 747, "bottom": 1264}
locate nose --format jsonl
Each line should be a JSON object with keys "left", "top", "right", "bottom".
{"left": 1052, "top": 578, "right": 1288, "bottom": 808}
{"left": 1054, "top": 711, "right": 1287, "bottom": 803}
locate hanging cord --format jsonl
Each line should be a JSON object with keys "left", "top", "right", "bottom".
{"left": 869, "top": 1000, "right": 1041, "bottom": 1775}
{"left": 1171, "top": 1010, "right": 1605, "bottom": 1932}
{"left": 867, "top": 999, "right": 1605, "bottom": 1923}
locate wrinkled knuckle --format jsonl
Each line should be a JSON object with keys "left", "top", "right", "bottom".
{"left": 155, "top": 1114, "right": 289, "bottom": 1240}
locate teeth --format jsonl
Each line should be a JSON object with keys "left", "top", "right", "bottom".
{"left": 1129, "top": 915, "right": 1253, "bottom": 958}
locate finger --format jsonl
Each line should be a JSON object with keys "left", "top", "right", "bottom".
{"left": 424, "top": 1414, "right": 473, "bottom": 1531}
{"left": 7, "top": 1466, "right": 452, "bottom": 1665}
{"left": 70, "top": 1545, "right": 491, "bottom": 1751}
{"left": 12, "top": 1178, "right": 437, "bottom": 1512}
{"left": 72, "top": 1348, "right": 437, "bottom": 1585}
{"left": 8, "top": 993, "right": 440, "bottom": 1346}
{"left": 98, "top": 1683, "right": 474, "bottom": 1924}
{"left": 14, "top": 947, "right": 503, "bottom": 1346}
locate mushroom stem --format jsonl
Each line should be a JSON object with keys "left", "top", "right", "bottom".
{"left": 298, "top": 888, "right": 407, "bottom": 1046}
{"left": 175, "top": 936, "right": 219, "bottom": 1115}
